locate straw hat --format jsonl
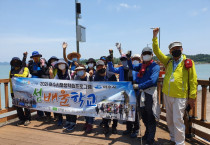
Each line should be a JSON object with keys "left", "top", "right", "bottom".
{"left": 67, "top": 52, "right": 81, "bottom": 60}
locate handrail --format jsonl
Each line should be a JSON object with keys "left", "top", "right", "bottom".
{"left": 157, "top": 77, "right": 210, "bottom": 141}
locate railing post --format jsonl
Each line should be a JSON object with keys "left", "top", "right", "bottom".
{"left": 192, "top": 92, "right": 198, "bottom": 118}
{"left": 0, "top": 83, "right": 1, "bottom": 110}
{"left": 4, "top": 83, "right": 9, "bottom": 108}
{"left": 201, "top": 85, "right": 207, "bottom": 122}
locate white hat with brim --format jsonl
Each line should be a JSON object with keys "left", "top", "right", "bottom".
{"left": 75, "top": 66, "right": 86, "bottom": 71}
{"left": 67, "top": 52, "right": 81, "bottom": 60}
{"left": 168, "top": 42, "right": 182, "bottom": 50}
{"left": 132, "top": 54, "right": 141, "bottom": 59}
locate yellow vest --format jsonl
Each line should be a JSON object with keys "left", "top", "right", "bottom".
{"left": 152, "top": 37, "right": 197, "bottom": 99}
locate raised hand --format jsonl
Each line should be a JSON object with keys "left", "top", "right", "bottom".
{"left": 116, "top": 42, "right": 122, "bottom": 55}
{"left": 62, "top": 42, "right": 68, "bottom": 49}
{"left": 23, "top": 52, "right": 28, "bottom": 57}
{"left": 89, "top": 70, "right": 93, "bottom": 77}
{"left": 126, "top": 51, "right": 132, "bottom": 59}
{"left": 153, "top": 27, "right": 159, "bottom": 38}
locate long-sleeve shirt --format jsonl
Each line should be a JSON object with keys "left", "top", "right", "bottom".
{"left": 127, "top": 59, "right": 160, "bottom": 90}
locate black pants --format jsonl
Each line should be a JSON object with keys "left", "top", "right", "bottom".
{"left": 126, "top": 109, "right": 140, "bottom": 132}
{"left": 17, "top": 107, "right": 31, "bottom": 121}
{"left": 140, "top": 92, "right": 156, "bottom": 143}
{"left": 37, "top": 111, "right": 51, "bottom": 117}
{"left": 103, "top": 118, "right": 118, "bottom": 128}
{"left": 66, "top": 115, "right": 77, "bottom": 123}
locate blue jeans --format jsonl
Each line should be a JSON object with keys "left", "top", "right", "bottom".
{"left": 85, "top": 117, "right": 94, "bottom": 124}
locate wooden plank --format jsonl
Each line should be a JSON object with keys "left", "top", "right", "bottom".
{"left": 0, "top": 79, "right": 9, "bottom": 83}
{"left": 201, "top": 85, "right": 207, "bottom": 121}
{"left": 192, "top": 128, "right": 210, "bottom": 142}
{"left": 0, "top": 114, "right": 18, "bottom": 123}
{"left": 4, "top": 83, "right": 9, "bottom": 108}
{"left": 192, "top": 118, "right": 210, "bottom": 129}
{"left": 0, "top": 83, "right": 1, "bottom": 110}
{"left": 0, "top": 107, "right": 16, "bottom": 114}
{"left": 197, "top": 80, "right": 209, "bottom": 86}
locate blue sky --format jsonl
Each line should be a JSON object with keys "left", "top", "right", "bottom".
{"left": 0, "top": 0, "right": 210, "bottom": 62}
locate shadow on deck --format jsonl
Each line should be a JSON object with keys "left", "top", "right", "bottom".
{"left": 0, "top": 116, "right": 208, "bottom": 145}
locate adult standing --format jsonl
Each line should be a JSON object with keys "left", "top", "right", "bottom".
{"left": 152, "top": 28, "right": 197, "bottom": 145}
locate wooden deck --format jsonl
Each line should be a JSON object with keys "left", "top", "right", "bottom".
{"left": 0, "top": 116, "right": 208, "bottom": 145}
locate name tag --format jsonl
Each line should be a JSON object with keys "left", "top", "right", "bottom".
{"left": 170, "top": 75, "right": 175, "bottom": 82}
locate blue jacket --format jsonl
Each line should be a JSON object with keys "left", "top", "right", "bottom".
{"left": 108, "top": 62, "right": 129, "bottom": 81}
{"left": 128, "top": 59, "right": 160, "bottom": 90}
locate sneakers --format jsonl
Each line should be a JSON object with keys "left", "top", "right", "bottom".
{"left": 63, "top": 121, "right": 70, "bottom": 129}
{"left": 130, "top": 132, "right": 138, "bottom": 138}
{"left": 66, "top": 123, "right": 76, "bottom": 131}
{"left": 163, "top": 140, "right": 176, "bottom": 145}
{"left": 123, "top": 130, "right": 131, "bottom": 135}
{"left": 16, "top": 120, "right": 25, "bottom": 126}
{"left": 24, "top": 120, "right": 31, "bottom": 126}
{"left": 112, "top": 127, "right": 117, "bottom": 134}
{"left": 85, "top": 124, "right": 93, "bottom": 134}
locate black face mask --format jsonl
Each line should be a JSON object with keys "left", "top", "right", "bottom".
{"left": 98, "top": 68, "right": 106, "bottom": 74}
{"left": 172, "top": 49, "right": 182, "bottom": 58}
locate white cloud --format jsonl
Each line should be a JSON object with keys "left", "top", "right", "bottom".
{"left": 202, "top": 7, "right": 208, "bottom": 12}
{"left": 190, "top": 7, "right": 208, "bottom": 16}
{"left": 117, "top": 3, "right": 140, "bottom": 11}
{"left": 119, "top": 3, "right": 130, "bottom": 8}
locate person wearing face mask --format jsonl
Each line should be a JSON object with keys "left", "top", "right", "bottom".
{"left": 54, "top": 59, "right": 77, "bottom": 131}
{"left": 62, "top": 42, "right": 80, "bottom": 75}
{"left": 121, "top": 53, "right": 141, "bottom": 139}
{"left": 94, "top": 60, "right": 118, "bottom": 135}
{"left": 48, "top": 56, "right": 59, "bottom": 120}
{"left": 28, "top": 51, "right": 51, "bottom": 121}
{"left": 74, "top": 65, "right": 94, "bottom": 133}
{"left": 127, "top": 47, "right": 160, "bottom": 145}
{"left": 86, "top": 58, "right": 96, "bottom": 76}
{"left": 153, "top": 28, "right": 197, "bottom": 145}
{"left": 9, "top": 53, "right": 31, "bottom": 126}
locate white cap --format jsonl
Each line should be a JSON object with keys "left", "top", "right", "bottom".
{"left": 168, "top": 42, "right": 182, "bottom": 50}
{"left": 132, "top": 54, "right": 141, "bottom": 59}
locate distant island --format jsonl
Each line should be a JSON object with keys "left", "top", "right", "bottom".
{"left": 0, "top": 62, "right": 9, "bottom": 65}
{"left": 1, "top": 54, "right": 210, "bottom": 65}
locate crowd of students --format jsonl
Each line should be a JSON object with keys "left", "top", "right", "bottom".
{"left": 9, "top": 28, "right": 197, "bottom": 145}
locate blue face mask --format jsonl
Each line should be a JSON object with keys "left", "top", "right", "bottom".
{"left": 77, "top": 70, "right": 85, "bottom": 77}
{"left": 72, "top": 57, "right": 78, "bottom": 62}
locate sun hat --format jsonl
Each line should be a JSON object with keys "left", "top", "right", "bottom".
{"left": 67, "top": 52, "right": 81, "bottom": 60}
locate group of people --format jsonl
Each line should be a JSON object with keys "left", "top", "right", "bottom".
{"left": 9, "top": 28, "right": 197, "bottom": 145}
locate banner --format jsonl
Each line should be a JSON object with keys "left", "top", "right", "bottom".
{"left": 12, "top": 77, "right": 136, "bottom": 121}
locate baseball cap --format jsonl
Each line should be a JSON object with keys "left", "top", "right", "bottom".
{"left": 168, "top": 42, "right": 182, "bottom": 50}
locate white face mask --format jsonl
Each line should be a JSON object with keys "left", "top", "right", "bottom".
{"left": 58, "top": 64, "right": 66, "bottom": 70}
{"left": 142, "top": 55, "right": 152, "bottom": 61}
{"left": 132, "top": 60, "right": 139, "bottom": 65}
{"left": 72, "top": 57, "right": 78, "bottom": 62}
{"left": 121, "top": 61, "right": 128, "bottom": 67}
{"left": 77, "top": 70, "right": 85, "bottom": 76}
{"left": 88, "top": 63, "right": 94, "bottom": 68}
